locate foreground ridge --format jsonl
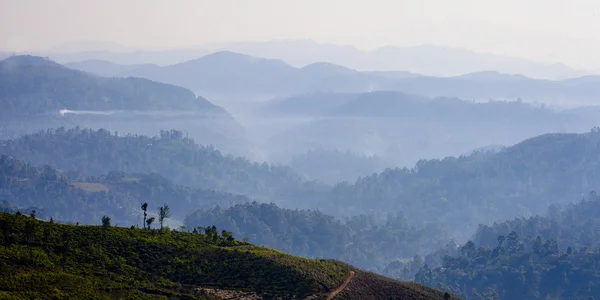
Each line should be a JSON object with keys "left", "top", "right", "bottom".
{"left": 0, "top": 212, "right": 455, "bottom": 299}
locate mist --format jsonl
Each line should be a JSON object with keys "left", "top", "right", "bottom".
{"left": 3, "top": 1, "right": 600, "bottom": 299}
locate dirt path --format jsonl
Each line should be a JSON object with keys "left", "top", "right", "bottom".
{"left": 326, "top": 271, "right": 355, "bottom": 300}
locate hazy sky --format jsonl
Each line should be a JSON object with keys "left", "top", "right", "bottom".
{"left": 2, "top": 0, "right": 600, "bottom": 68}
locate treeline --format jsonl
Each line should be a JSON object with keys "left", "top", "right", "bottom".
{"left": 184, "top": 202, "right": 449, "bottom": 271}
{"left": 401, "top": 194, "right": 600, "bottom": 299}
{"left": 0, "top": 127, "right": 317, "bottom": 201}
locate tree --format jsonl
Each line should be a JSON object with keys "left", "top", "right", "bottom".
{"left": 158, "top": 205, "right": 171, "bottom": 231}
{"left": 222, "top": 230, "right": 235, "bottom": 242}
{"left": 506, "top": 231, "right": 521, "bottom": 253}
{"left": 101, "top": 215, "right": 111, "bottom": 229}
{"left": 141, "top": 202, "right": 148, "bottom": 229}
{"left": 461, "top": 240, "right": 477, "bottom": 259}
{"left": 30, "top": 209, "right": 36, "bottom": 219}
{"left": 146, "top": 217, "right": 155, "bottom": 229}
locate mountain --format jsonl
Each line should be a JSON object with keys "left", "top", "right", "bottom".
{"left": 122, "top": 51, "right": 296, "bottom": 97}
{"left": 0, "top": 212, "right": 456, "bottom": 299}
{"left": 0, "top": 128, "right": 315, "bottom": 204}
{"left": 44, "top": 48, "right": 211, "bottom": 66}
{"left": 223, "top": 40, "right": 587, "bottom": 79}
{"left": 0, "top": 55, "right": 218, "bottom": 113}
{"left": 68, "top": 51, "right": 600, "bottom": 108}
{"left": 0, "top": 55, "right": 247, "bottom": 156}
{"left": 265, "top": 91, "right": 597, "bottom": 165}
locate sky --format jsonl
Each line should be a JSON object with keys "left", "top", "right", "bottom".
{"left": 2, "top": 0, "right": 600, "bottom": 69}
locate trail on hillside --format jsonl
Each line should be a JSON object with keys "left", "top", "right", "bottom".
{"left": 326, "top": 271, "right": 355, "bottom": 300}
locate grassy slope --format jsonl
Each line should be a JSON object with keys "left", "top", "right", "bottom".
{"left": 0, "top": 213, "right": 452, "bottom": 299}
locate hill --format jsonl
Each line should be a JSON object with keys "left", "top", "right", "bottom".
{"left": 0, "top": 212, "right": 456, "bottom": 299}
{"left": 265, "top": 91, "right": 596, "bottom": 165}
{"left": 0, "top": 55, "right": 247, "bottom": 156}
{"left": 0, "top": 55, "right": 220, "bottom": 113}
{"left": 184, "top": 202, "right": 448, "bottom": 273}
{"left": 0, "top": 128, "right": 315, "bottom": 204}
{"left": 309, "top": 129, "right": 600, "bottom": 239}
{"left": 0, "top": 154, "right": 250, "bottom": 224}
{"left": 122, "top": 51, "right": 296, "bottom": 97}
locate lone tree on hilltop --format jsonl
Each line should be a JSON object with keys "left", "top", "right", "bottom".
{"left": 158, "top": 205, "right": 171, "bottom": 231}
{"left": 101, "top": 215, "right": 111, "bottom": 229}
{"left": 141, "top": 202, "right": 148, "bottom": 229}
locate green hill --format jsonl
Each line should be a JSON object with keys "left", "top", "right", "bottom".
{"left": 0, "top": 212, "right": 455, "bottom": 299}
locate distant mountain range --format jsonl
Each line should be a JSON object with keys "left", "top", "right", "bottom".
{"left": 33, "top": 40, "right": 594, "bottom": 79}
{"left": 224, "top": 40, "right": 590, "bottom": 80}
{"left": 64, "top": 51, "right": 600, "bottom": 108}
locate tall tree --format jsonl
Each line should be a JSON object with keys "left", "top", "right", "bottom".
{"left": 158, "top": 205, "right": 171, "bottom": 231}
{"left": 141, "top": 202, "right": 148, "bottom": 229}
{"left": 101, "top": 216, "right": 111, "bottom": 229}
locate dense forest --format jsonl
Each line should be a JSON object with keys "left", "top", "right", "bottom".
{"left": 0, "top": 127, "right": 317, "bottom": 202}
{"left": 0, "top": 154, "right": 251, "bottom": 224}
{"left": 5, "top": 127, "right": 600, "bottom": 242}
{"left": 184, "top": 202, "right": 449, "bottom": 272}
{"left": 377, "top": 194, "right": 600, "bottom": 299}
{"left": 0, "top": 211, "right": 457, "bottom": 299}
{"left": 319, "top": 129, "right": 600, "bottom": 238}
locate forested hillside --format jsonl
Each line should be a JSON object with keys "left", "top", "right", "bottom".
{"left": 0, "top": 154, "right": 250, "bottom": 224}
{"left": 0, "top": 127, "right": 316, "bottom": 201}
{"left": 184, "top": 202, "right": 448, "bottom": 272}
{"left": 382, "top": 194, "right": 600, "bottom": 299}
{"left": 319, "top": 129, "right": 600, "bottom": 238}
{"left": 0, "top": 212, "right": 457, "bottom": 299}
